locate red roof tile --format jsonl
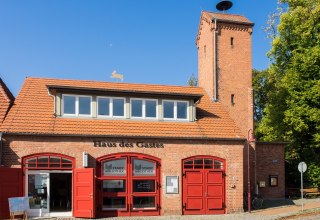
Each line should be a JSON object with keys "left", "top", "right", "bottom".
{"left": 0, "top": 77, "right": 244, "bottom": 140}
{"left": 0, "top": 78, "right": 14, "bottom": 123}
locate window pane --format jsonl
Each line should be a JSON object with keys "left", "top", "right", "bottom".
{"left": 214, "top": 160, "right": 223, "bottom": 169}
{"left": 146, "top": 100, "right": 157, "bottom": 118}
{"left": 131, "top": 99, "right": 143, "bottom": 117}
{"left": 38, "top": 156, "right": 49, "bottom": 167}
{"left": 103, "top": 180, "right": 126, "bottom": 192}
{"left": 62, "top": 158, "right": 72, "bottom": 163}
{"left": 133, "top": 159, "right": 155, "bottom": 176}
{"left": 98, "top": 98, "right": 110, "bottom": 116}
{"left": 133, "top": 196, "right": 155, "bottom": 209}
{"left": 163, "top": 101, "right": 174, "bottom": 118}
{"left": 133, "top": 180, "right": 155, "bottom": 192}
{"left": 177, "top": 102, "right": 188, "bottom": 119}
{"left": 103, "top": 159, "right": 126, "bottom": 176}
{"left": 103, "top": 197, "right": 126, "bottom": 210}
{"left": 63, "top": 96, "right": 76, "bottom": 114}
{"left": 28, "top": 174, "right": 48, "bottom": 209}
{"left": 79, "top": 96, "right": 91, "bottom": 115}
{"left": 113, "top": 98, "right": 124, "bottom": 116}
{"left": 50, "top": 157, "right": 60, "bottom": 163}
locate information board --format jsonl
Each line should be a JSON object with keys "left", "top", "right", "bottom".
{"left": 8, "top": 197, "right": 29, "bottom": 213}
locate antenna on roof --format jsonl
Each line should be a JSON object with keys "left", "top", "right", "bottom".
{"left": 216, "top": 1, "right": 233, "bottom": 13}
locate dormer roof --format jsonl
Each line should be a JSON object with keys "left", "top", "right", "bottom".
{"left": 0, "top": 77, "right": 244, "bottom": 140}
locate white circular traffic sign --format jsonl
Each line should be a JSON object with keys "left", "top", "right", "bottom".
{"left": 298, "top": 162, "right": 307, "bottom": 173}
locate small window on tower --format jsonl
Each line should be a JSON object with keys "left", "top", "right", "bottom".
{"left": 204, "top": 45, "right": 206, "bottom": 57}
{"left": 231, "top": 94, "right": 235, "bottom": 105}
{"left": 231, "top": 37, "right": 234, "bottom": 46}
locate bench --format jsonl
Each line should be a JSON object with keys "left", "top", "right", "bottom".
{"left": 302, "top": 188, "right": 320, "bottom": 198}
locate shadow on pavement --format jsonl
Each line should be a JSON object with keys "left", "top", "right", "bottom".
{"left": 260, "top": 199, "right": 295, "bottom": 209}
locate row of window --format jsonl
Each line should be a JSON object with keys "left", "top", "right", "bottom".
{"left": 62, "top": 95, "right": 189, "bottom": 120}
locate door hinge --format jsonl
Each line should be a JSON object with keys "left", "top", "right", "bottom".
{"left": 223, "top": 173, "right": 227, "bottom": 177}
{"left": 182, "top": 203, "right": 186, "bottom": 209}
{"left": 182, "top": 172, "right": 186, "bottom": 178}
{"left": 157, "top": 204, "right": 161, "bottom": 210}
{"left": 157, "top": 182, "right": 161, "bottom": 190}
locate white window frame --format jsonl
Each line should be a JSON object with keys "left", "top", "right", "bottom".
{"left": 162, "top": 100, "right": 189, "bottom": 121}
{"left": 97, "top": 96, "right": 111, "bottom": 117}
{"left": 130, "top": 98, "right": 158, "bottom": 119}
{"left": 62, "top": 94, "right": 92, "bottom": 117}
{"left": 97, "top": 96, "right": 126, "bottom": 118}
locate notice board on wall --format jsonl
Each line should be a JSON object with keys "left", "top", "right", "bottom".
{"left": 166, "top": 176, "right": 179, "bottom": 194}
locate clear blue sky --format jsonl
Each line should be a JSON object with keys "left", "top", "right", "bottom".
{"left": 0, "top": 0, "right": 278, "bottom": 96}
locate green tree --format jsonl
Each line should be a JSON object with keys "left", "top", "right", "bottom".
{"left": 257, "top": 0, "right": 320, "bottom": 187}
{"left": 187, "top": 74, "right": 198, "bottom": 86}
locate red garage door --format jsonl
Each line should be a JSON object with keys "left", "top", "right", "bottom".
{"left": 182, "top": 156, "right": 225, "bottom": 215}
{"left": 0, "top": 168, "right": 23, "bottom": 219}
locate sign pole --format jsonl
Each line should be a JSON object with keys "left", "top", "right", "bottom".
{"left": 298, "top": 161, "right": 307, "bottom": 212}
{"left": 301, "top": 167, "right": 303, "bottom": 211}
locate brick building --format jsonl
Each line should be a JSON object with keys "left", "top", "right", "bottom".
{"left": 0, "top": 11, "right": 285, "bottom": 219}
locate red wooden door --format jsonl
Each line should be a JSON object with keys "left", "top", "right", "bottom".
{"left": 182, "top": 157, "right": 225, "bottom": 215}
{"left": 0, "top": 168, "right": 23, "bottom": 219}
{"left": 73, "top": 168, "right": 95, "bottom": 218}
{"left": 205, "top": 171, "right": 225, "bottom": 214}
{"left": 183, "top": 170, "right": 205, "bottom": 214}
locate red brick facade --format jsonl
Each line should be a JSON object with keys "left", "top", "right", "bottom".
{"left": 255, "top": 142, "right": 286, "bottom": 198}
{"left": 2, "top": 135, "right": 245, "bottom": 214}
{"left": 196, "top": 12, "right": 285, "bottom": 200}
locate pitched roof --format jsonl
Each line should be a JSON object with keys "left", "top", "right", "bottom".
{"left": 203, "top": 11, "right": 254, "bottom": 25}
{"left": 0, "top": 78, "right": 14, "bottom": 123}
{"left": 0, "top": 78, "right": 14, "bottom": 103}
{"left": 0, "top": 77, "right": 244, "bottom": 140}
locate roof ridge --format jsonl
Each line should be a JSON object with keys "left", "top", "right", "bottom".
{"left": 27, "top": 76, "right": 204, "bottom": 90}
{"left": 203, "top": 11, "right": 248, "bottom": 18}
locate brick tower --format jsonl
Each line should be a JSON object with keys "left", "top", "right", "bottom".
{"left": 196, "top": 12, "right": 254, "bottom": 137}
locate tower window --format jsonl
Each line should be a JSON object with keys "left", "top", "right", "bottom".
{"left": 231, "top": 37, "right": 234, "bottom": 46}
{"left": 231, "top": 94, "right": 235, "bottom": 105}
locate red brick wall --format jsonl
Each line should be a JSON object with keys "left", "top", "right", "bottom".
{"left": 197, "top": 18, "right": 254, "bottom": 138}
{"left": 2, "top": 135, "right": 245, "bottom": 214}
{"left": 255, "top": 142, "right": 286, "bottom": 198}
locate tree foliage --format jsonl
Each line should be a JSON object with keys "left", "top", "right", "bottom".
{"left": 257, "top": 0, "right": 320, "bottom": 187}
{"left": 187, "top": 74, "right": 198, "bottom": 86}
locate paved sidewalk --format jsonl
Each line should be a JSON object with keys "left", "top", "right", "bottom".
{"left": 31, "top": 198, "right": 320, "bottom": 220}
{"left": 251, "top": 198, "right": 320, "bottom": 219}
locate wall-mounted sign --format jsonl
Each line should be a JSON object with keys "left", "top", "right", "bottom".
{"left": 103, "top": 159, "right": 126, "bottom": 176}
{"left": 94, "top": 141, "right": 164, "bottom": 149}
{"left": 259, "top": 181, "right": 266, "bottom": 188}
{"left": 166, "top": 176, "right": 179, "bottom": 194}
{"left": 103, "top": 180, "right": 124, "bottom": 189}
{"left": 133, "top": 159, "right": 155, "bottom": 176}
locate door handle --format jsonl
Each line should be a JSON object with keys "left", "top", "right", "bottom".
{"left": 89, "top": 193, "right": 93, "bottom": 198}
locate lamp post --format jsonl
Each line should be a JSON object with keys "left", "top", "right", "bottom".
{"left": 247, "top": 129, "right": 255, "bottom": 213}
